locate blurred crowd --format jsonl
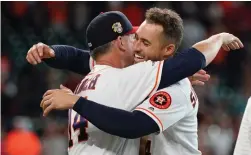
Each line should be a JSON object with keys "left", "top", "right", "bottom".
{"left": 1, "top": 1, "right": 251, "bottom": 155}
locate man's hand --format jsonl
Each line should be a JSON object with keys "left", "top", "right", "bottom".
{"left": 189, "top": 69, "right": 210, "bottom": 86}
{"left": 26, "top": 42, "right": 55, "bottom": 65}
{"left": 192, "top": 32, "right": 244, "bottom": 66}
{"left": 41, "top": 85, "right": 79, "bottom": 116}
{"left": 220, "top": 33, "right": 244, "bottom": 51}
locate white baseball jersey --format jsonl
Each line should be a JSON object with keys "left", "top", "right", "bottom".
{"left": 233, "top": 97, "right": 251, "bottom": 155}
{"left": 89, "top": 57, "right": 96, "bottom": 70}
{"left": 68, "top": 60, "right": 164, "bottom": 155}
{"left": 135, "top": 78, "right": 201, "bottom": 155}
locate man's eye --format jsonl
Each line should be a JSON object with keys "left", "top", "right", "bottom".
{"left": 143, "top": 41, "right": 149, "bottom": 46}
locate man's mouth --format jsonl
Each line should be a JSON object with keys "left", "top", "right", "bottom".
{"left": 134, "top": 54, "right": 145, "bottom": 63}
{"left": 134, "top": 54, "right": 144, "bottom": 59}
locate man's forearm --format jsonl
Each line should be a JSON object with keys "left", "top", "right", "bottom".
{"left": 73, "top": 97, "right": 159, "bottom": 139}
{"left": 44, "top": 45, "right": 91, "bottom": 75}
{"left": 193, "top": 34, "right": 223, "bottom": 66}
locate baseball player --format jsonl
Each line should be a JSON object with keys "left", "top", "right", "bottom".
{"left": 40, "top": 9, "right": 243, "bottom": 155}
{"left": 233, "top": 97, "right": 251, "bottom": 155}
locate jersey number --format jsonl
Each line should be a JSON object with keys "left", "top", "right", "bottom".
{"left": 68, "top": 74, "right": 101, "bottom": 147}
{"left": 69, "top": 110, "right": 88, "bottom": 148}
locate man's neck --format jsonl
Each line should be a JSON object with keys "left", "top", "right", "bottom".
{"left": 95, "top": 51, "right": 123, "bottom": 69}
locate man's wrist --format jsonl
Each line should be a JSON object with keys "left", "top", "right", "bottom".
{"left": 50, "top": 46, "right": 58, "bottom": 57}
{"left": 72, "top": 97, "right": 86, "bottom": 112}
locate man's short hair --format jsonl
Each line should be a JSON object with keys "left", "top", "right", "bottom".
{"left": 90, "top": 42, "right": 112, "bottom": 60}
{"left": 145, "top": 7, "right": 184, "bottom": 50}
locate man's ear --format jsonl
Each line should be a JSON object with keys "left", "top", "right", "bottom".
{"left": 116, "top": 36, "right": 126, "bottom": 51}
{"left": 162, "top": 44, "right": 176, "bottom": 59}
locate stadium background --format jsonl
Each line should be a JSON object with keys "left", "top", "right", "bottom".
{"left": 1, "top": 1, "right": 251, "bottom": 155}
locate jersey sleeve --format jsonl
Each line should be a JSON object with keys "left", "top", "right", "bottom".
{"left": 134, "top": 84, "right": 191, "bottom": 132}
{"left": 44, "top": 45, "right": 91, "bottom": 75}
{"left": 158, "top": 48, "right": 206, "bottom": 90}
{"left": 118, "top": 60, "right": 164, "bottom": 110}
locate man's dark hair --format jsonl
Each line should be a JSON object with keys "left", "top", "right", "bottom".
{"left": 145, "top": 7, "right": 184, "bottom": 50}
{"left": 90, "top": 42, "right": 112, "bottom": 60}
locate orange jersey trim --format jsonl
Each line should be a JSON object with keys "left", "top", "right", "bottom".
{"left": 135, "top": 107, "right": 163, "bottom": 131}
{"left": 147, "top": 61, "right": 163, "bottom": 97}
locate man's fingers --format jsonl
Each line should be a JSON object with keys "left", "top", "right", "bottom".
{"left": 230, "top": 42, "right": 238, "bottom": 50}
{"left": 40, "top": 94, "right": 53, "bottom": 107}
{"left": 193, "top": 73, "right": 210, "bottom": 82}
{"left": 43, "top": 90, "right": 55, "bottom": 98}
{"left": 37, "top": 43, "right": 44, "bottom": 57}
{"left": 43, "top": 104, "right": 54, "bottom": 117}
{"left": 233, "top": 41, "right": 240, "bottom": 49}
{"left": 234, "top": 37, "right": 244, "bottom": 48}
{"left": 43, "top": 44, "right": 55, "bottom": 58}
{"left": 27, "top": 43, "right": 56, "bottom": 65}
{"left": 26, "top": 53, "right": 32, "bottom": 64}
{"left": 27, "top": 47, "right": 38, "bottom": 65}
{"left": 49, "top": 49, "right": 55, "bottom": 57}
{"left": 30, "top": 46, "right": 41, "bottom": 63}
{"left": 197, "top": 69, "right": 207, "bottom": 75}
{"left": 222, "top": 44, "right": 230, "bottom": 51}
{"left": 191, "top": 80, "right": 205, "bottom": 86}
{"left": 229, "top": 43, "right": 236, "bottom": 50}
{"left": 40, "top": 97, "right": 46, "bottom": 108}
{"left": 42, "top": 98, "right": 53, "bottom": 111}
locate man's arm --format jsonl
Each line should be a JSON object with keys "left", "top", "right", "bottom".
{"left": 193, "top": 32, "right": 243, "bottom": 66}
{"left": 71, "top": 82, "right": 189, "bottom": 139}
{"left": 26, "top": 43, "right": 91, "bottom": 75}
{"left": 158, "top": 33, "right": 243, "bottom": 90}
{"left": 45, "top": 45, "right": 91, "bottom": 75}
{"left": 73, "top": 97, "right": 160, "bottom": 139}
{"left": 158, "top": 47, "right": 205, "bottom": 90}
{"left": 40, "top": 87, "right": 159, "bottom": 139}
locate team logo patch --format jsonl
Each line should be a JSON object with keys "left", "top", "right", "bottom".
{"left": 112, "top": 22, "right": 123, "bottom": 33}
{"left": 149, "top": 91, "right": 171, "bottom": 109}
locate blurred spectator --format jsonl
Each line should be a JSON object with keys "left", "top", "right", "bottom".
{"left": 3, "top": 117, "right": 42, "bottom": 155}
{"left": 12, "top": 1, "right": 28, "bottom": 18}
{"left": 108, "top": 1, "right": 124, "bottom": 11}
{"left": 182, "top": 18, "right": 206, "bottom": 48}
{"left": 1, "top": 56, "right": 11, "bottom": 92}
{"left": 42, "top": 119, "right": 68, "bottom": 155}
{"left": 207, "top": 114, "right": 234, "bottom": 155}
{"left": 123, "top": 2, "right": 144, "bottom": 26}
{"left": 46, "top": 1, "right": 68, "bottom": 32}
{"left": 73, "top": 2, "right": 89, "bottom": 31}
